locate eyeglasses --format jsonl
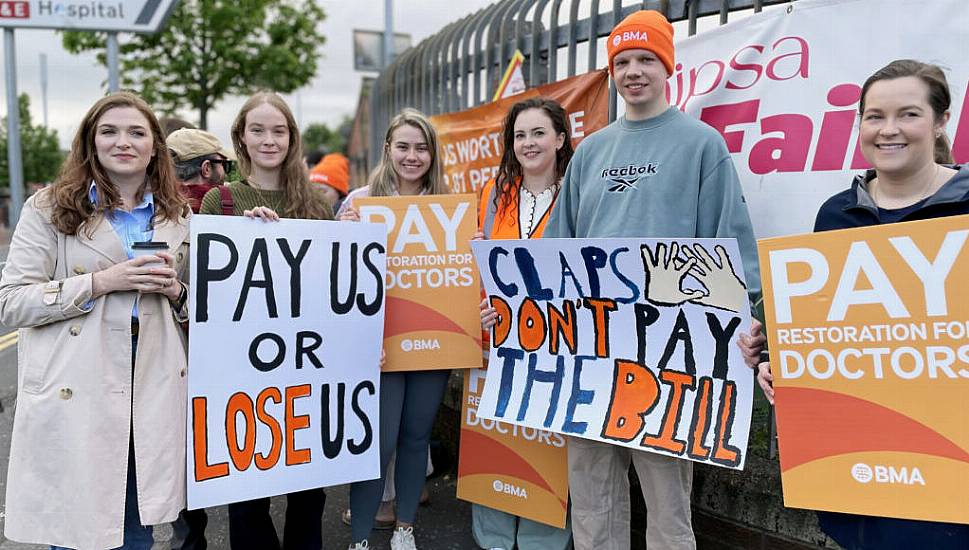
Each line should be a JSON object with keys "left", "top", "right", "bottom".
{"left": 206, "top": 157, "right": 234, "bottom": 172}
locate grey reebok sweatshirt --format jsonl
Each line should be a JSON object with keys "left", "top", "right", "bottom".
{"left": 545, "top": 106, "right": 762, "bottom": 304}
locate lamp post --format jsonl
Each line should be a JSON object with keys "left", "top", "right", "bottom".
{"left": 383, "top": 0, "right": 393, "bottom": 68}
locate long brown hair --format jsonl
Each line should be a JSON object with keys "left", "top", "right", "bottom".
{"left": 47, "top": 91, "right": 186, "bottom": 235}
{"left": 231, "top": 92, "right": 330, "bottom": 219}
{"left": 493, "top": 97, "right": 574, "bottom": 213}
{"left": 860, "top": 59, "right": 954, "bottom": 164}
{"left": 367, "top": 108, "right": 449, "bottom": 197}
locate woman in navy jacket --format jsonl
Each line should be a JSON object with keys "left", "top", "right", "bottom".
{"left": 756, "top": 59, "right": 969, "bottom": 550}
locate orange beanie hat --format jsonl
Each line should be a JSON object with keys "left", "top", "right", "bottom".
{"left": 310, "top": 153, "right": 350, "bottom": 197}
{"left": 606, "top": 10, "right": 675, "bottom": 76}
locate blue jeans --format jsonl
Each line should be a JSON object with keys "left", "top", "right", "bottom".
{"left": 472, "top": 503, "right": 573, "bottom": 550}
{"left": 53, "top": 335, "right": 153, "bottom": 550}
{"left": 350, "top": 369, "right": 451, "bottom": 542}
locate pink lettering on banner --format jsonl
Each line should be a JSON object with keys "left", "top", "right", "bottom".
{"left": 699, "top": 100, "right": 759, "bottom": 153}
{"left": 697, "top": 83, "right": 864, "bottom": 175}
{"left": 748, "top": 114, "right": 812, "bottom": 175}
{"left": 952, "top": 89, "right": 969, "bottom": 163}
{"left": 812, "top": 85, "right": 862, "bottom": 171}
{"left": 672, "top": 33, "right": 969, "bottom": 174}
{"left": 669, "top": 36, "right": 810, "bottom": 111}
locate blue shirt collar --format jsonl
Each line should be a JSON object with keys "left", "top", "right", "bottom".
{"left": 88, "top": 180, "right": 155, "bottom": 213}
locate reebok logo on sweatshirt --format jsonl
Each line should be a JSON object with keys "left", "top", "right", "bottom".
{"left": 601, "top": 162, "right": 659, "bottom": 192}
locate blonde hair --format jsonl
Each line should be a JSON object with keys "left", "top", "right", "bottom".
{"left": 368, "top": 108, "right": 449, "bottom": 197}
{"left": 231, "top": 91, "right": 330, "bottom": 219}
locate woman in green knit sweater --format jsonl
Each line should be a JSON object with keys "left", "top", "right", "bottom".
{"left": 199, "top": 91, "right": 332, "bottom": 550}
{"left": 200, "top": 92, "right": 332, "bottom": 221}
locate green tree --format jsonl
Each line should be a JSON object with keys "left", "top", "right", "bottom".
{"left": 62, "top": 0, "right": 326, "bottom": 129}
{"left": 0, "top": 94, "right": 64, "bottom": 189}
{"left": 302, "top": 116, "right": 352, "bottom": 156}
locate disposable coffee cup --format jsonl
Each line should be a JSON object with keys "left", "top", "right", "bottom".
{"left": 131, "top": 241, "right": 169, "bottom": 266}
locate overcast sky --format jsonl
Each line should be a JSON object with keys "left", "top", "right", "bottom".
{"left": 0, "top": 0, "right": 494, "bottom": 149}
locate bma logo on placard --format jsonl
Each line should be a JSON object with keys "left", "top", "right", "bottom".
{"left": 851, "top": 463, "right": 925, "bottom": 486}
{"left": 0, "top": 1, "right": 29, "bottom": 18}
{"left": 492, "top": 479, "right": 528, "bottom": 498}
{"left": 400, "top": 339, "right": 440, "bottom": 352}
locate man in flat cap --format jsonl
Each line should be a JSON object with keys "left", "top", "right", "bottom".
{"left": 167, "top": 128, "right": 236, "bottom": 213}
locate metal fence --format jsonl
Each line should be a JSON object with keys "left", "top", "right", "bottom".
{"left": 367, "top": 0, "right": 797, "bottom": 166}
{"left": 365, "top": 0, "right": 799, "bottom": 457}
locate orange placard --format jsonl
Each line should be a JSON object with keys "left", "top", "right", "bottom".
{"left": 432, "top": 69, "right": 609, "bottom": 194}
{"left": 356, "top": 194, "right": 481, "bottom": 372}
{"left": 758, "top": 215, "right": 969, "bottom": 524}
{"left": 457, "top": 367, "right": 569, "bottom": 528}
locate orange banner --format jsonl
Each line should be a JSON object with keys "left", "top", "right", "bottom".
{"left": 457, "top": 367, "right": 569, "bottom": 528}
{"left": 759, "top": 215, "right": 969, "bottom": 523}
{"left": 431, "top": 69, "right": 610, "bottom": 194}
{"left": 356, "top": 194, "right": 481, "bottom": 372}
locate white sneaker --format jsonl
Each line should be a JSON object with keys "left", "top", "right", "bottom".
{"left": 390, "top": 526, "right": 417, "bottom": 550}
{"left": 348, "top": 541, "right": 369, "bottom": 549}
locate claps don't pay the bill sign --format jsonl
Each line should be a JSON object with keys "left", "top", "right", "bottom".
{"left": 472, "top": 237, "right": 755, "bottom": 469}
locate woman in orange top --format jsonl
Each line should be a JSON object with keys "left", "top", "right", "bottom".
{"left": 475, "top": 97, "right": 574, "bottom": 550}
{"left": 477, "top": 97, "right": 574, "bottom": 241}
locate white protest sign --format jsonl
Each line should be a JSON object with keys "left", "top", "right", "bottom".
{"left": 188, "top": 216, "right": 386, "bottom": 509}
{"left": 672, "top": 0, "right": 969, "bottom": 238}
{"left": 472, "top": 238, "right": 754, "bottom": 469}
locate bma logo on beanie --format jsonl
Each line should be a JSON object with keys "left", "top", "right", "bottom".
{"left": 612, "top": 31, "right": 648, "bottom": 48}
{"left": 606, "top": 10, "right": 674, "bottom": 76}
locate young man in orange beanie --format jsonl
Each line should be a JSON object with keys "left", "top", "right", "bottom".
{"left": 544, "top": 10, "right": 761, "bottom": 550}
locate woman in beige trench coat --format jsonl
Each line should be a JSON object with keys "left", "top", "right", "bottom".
{"left": 0, "top": 92, "right": 191, "bottom": 550}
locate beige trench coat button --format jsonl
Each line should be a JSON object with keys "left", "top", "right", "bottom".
{"left": 179, "top": 368, "right": 186, "bottom": 378}
{"left": 176, "top": 251, "right": 184, "bottom": 263}
{"left": 73, "top": 266, "right": 86, "bottom": 275}
{"left": 69, "top": 325, "right": 81, "bottom": 336}
{"left": 59, "top": 388, "right": 73, "bottom": 400}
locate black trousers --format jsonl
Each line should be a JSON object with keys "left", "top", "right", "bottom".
{"left": 227, "top": 488, "right": 327, "bottom": 550}
{"left": 172, "top": 508, "right": 208, "bottom": 550}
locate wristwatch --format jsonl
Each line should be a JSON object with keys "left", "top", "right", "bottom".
{"left": 173, "top": 283, "right": 187, "bottom": 311}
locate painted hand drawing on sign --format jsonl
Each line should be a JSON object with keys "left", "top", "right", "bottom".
{"left": 642, "top": 242, "right": 748, "bottom": 313}
{"left": 188, "top": 216, "right": 386, "bottom": 509}
{"left": 471, "top": 238, "right": 754, "bottom": 469}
